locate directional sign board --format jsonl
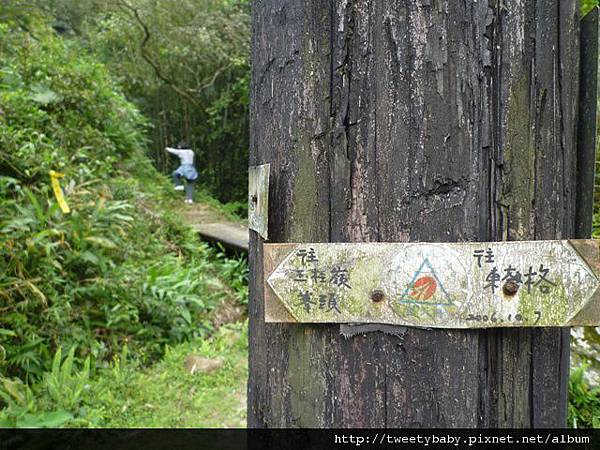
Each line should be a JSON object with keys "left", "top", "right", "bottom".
{"left": 263, "top": 240, "right": 600, "bottom": 328}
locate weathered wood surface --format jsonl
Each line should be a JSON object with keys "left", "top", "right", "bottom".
{"left": 193, "top": 222, "right": 248, "bottom": 252}
{"left": 249, "top": 0, "right": 579, "bottom": 427}
{"left": 263, "top": 240, "right": 600, "bottom": 327}
{"left": 576, "top": 8, "right": 599, "bottom": 239}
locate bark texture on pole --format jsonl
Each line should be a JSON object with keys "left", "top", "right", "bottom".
{"left": 249, "top": 0, "right": 579, "bottom": 427}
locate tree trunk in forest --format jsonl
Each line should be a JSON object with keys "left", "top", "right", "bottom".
{"left": 249, "top": 0, "right": 579, "bottom": 427}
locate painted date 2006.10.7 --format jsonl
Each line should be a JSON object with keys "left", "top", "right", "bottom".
{"left": 462, "top": 311, "right": 542, "bottom": 325}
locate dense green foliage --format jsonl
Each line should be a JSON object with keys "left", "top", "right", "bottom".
{"left": 37, "top": 0, "right": 250, "bottom": 206}
{"left": 569, "top": 365, "right": 600, "bottom": 428}
{"left": 582, "top": 0, "right": 599, "bottom": 16}
{"left": 0, "top": 13, "right": 247, "bottom": 426}
{"left": 1, "top": 322, "right": 247, "bottom": 427}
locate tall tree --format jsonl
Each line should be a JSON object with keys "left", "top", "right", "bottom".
{"left": 249, "top": 0, "right": 579, "bottom": 427}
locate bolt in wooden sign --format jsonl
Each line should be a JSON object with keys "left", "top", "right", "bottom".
{"left": 263, "top": 240, "right": 600, "bottom": 328}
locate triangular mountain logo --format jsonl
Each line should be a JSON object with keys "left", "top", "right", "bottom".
{"left": 399, "top": 258, "right": 452, "bottom": 306}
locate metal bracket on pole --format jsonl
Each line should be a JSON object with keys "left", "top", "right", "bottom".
{"left": 248, "top": 163, "right": 270, "bottom": 240}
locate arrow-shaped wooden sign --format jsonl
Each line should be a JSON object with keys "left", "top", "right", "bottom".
{"left": 263, "top": 240, "right": 600, "bottom": 328}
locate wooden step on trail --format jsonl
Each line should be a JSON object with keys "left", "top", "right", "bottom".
{"left": 192, "top": 222, "right": 249, "bottom": 252}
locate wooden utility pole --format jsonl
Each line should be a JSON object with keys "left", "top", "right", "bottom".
{"left": 249, "top": 1, "right": 581, "bottom": 427}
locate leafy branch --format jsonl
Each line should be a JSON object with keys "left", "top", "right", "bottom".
{"left": 116, "top": 0, "right": 203, "bottom": 108}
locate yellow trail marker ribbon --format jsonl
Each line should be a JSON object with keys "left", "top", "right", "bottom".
{"left": 49, "top": 170, "right": 70, "bottom": 214}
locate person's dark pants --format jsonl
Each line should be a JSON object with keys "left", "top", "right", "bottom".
{"left": 172, "top": 171, "right": 195, "bottom": 201}
{"left": 185, "top": 180, "right": 195, "bottom": 201}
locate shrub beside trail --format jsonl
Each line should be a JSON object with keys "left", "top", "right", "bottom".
{"left": 0, "top": 15, "right": 247, "bottom": 427}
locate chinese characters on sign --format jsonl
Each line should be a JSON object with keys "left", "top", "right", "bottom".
{"left": 473, "top": 248, "right": 556, "bottom": 294}
{"left": 287, "top": 248, "right": 350, "bottom": 314}
{"left": 265, "top": 241, "right": 600, "bottom": 328}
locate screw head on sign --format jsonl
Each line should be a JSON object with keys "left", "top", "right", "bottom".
{"left": 502, "top": 280, "right": 519, "bottom": 297}
{"left": 371, "top": 290, "right": 385, "bottom": 303}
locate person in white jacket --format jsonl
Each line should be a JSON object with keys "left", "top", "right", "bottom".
{"left": 166, "top": 141, "right": 198, "bottom": 204}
